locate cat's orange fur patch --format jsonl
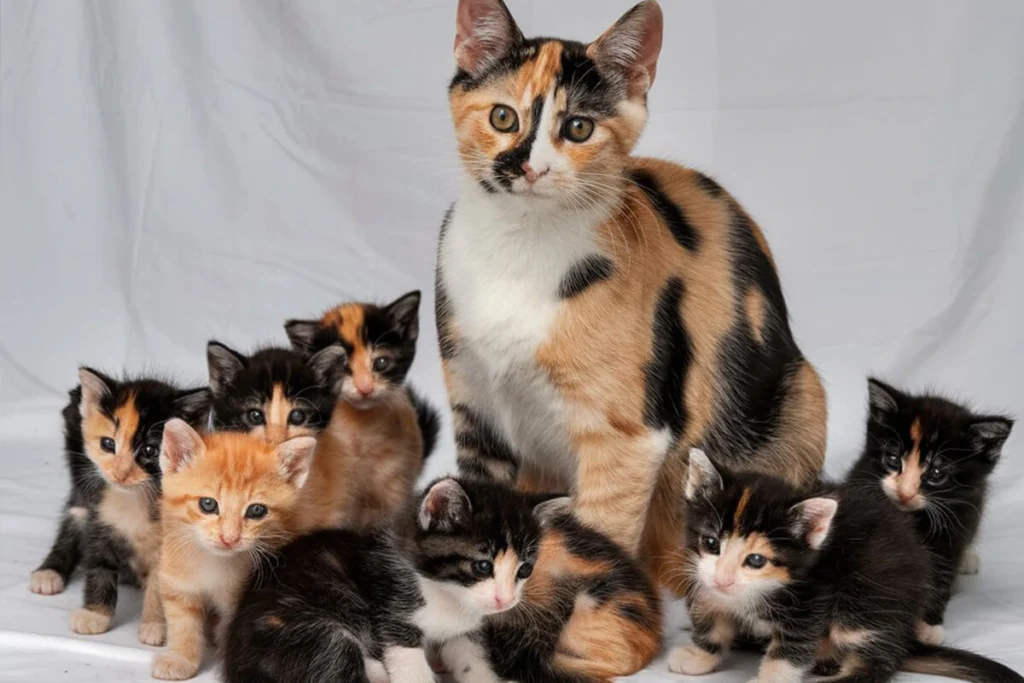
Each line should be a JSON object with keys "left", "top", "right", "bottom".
{"left": 734, "top": 488, "right": 753, "bottom": 524}
{"left": 745, "top": 288, "right": 767, "bottom": 344}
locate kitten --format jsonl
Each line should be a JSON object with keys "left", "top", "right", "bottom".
{"left": 28, "top": 368, "right": 208, "bottom": 643}
{"left": 670, "top": 448, "right": 1021, "bottom": 683}
{"left": 223, "top": 477, "right": 542, "bottom": 683}
{"left": 283, "top": 291, "right": 442, "bottom": 530}
{"left": 848, "top": 377, "right": 1014, "bottom": 646}
{"left": 153, "top": 420, "right": 317, "bottom": 681}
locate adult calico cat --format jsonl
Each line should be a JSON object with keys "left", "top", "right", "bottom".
{"left": 437, "top": 0, "right": 826, "bottom": 608}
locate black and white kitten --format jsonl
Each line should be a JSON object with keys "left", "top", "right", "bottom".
{"left": 848, "top": 377, "right": 1014, "bottom": 645}
{"left": 223, "top": 477, "right": 546, "bottom": 683}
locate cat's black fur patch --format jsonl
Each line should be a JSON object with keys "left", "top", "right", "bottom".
{"left": 436, "top": 205, "right": 459, "bottom": 361}
{"left": 642, "top": 277, "right": 691, "bottom": 436}
{"left": 629, "top": 169, "right": 700, "bottom": 252}
{"left": 558, "top": 254, "right": 614, "bottom": 299}
{"left": 492, "top": 95, "right": 544, "bottom": 189}
{"left": 695, "top": 171, "right": 725, "bottom": 197}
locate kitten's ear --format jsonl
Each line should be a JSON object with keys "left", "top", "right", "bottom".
{"left": 969, "top": 416, "right": 1014, "bottom": 461}
{"left": 685, "top": 448, "right": 722, "bottom": 501}
{"left": 160, "top": 418, "right": 205, "bottom": 474}
{"left": 207, "top": 341, "right": 247, "bottom": 396}
{"left": 173, "top": 388, "right": 211, "bottom": 427}
{"left": 789, "top": 497, "right": 838, "bottom": 551}
{"left": 588, "top": 1, "right": 664, "bottom": 96}
{"left": 78, "top": 367, "right": 114, "bottom": 418}
{"left": 274, "top": 436, "right": 317, "bottom": 489}
{"left": 867, "top": 377, "right": 903, "bottom": 421}
{"left": 454, "top": 0, "right": 523, "bottom": 75}
{"left": 419, "top": 478, "right": 472, "bottom": 532}
{"left": 533, "top": 496, "right": 572, "bottom": 529}
{"left": 308, "top": 345, "right": 348, "bottom": 390}
{"left": 284, "top": 319, "right": 321, "bottom": 356}
{"left": 385, "top": 290, "right": 421, "bottom": 342}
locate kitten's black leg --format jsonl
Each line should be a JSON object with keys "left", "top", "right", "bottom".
{"left": 69, "top": 526, "right": 121, "bottom": 635}
{"left": 920, "top": 564, "right": 956, "bottom": 645}
{"left": 30, "top": 502, "right": 85, "bottom": 594}
{"left": 668, "top": 607, "right": 734, "bottom": 675}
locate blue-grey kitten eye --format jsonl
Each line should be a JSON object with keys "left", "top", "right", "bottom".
{"left": 516, "top": 562, "right": 534, "bottom": 580}
{"left": 701, "top": 535, "right": 720, "bottom": 555}
{"left": 141, "top": 444, "right": 158, "bottom": 459}
{"left": 245, "top": 503, "right": 268, "bottom": 520}
{"left": 199, "top": 497, "right": 218, "bottom": 514}
{"left": 100, "top": 437, "right": 116, "bottom": 453}
{"left": 287, "top": 409, "right": 306, "bottom": 426}
{"left": 881, "top": 451, "right": 902, "bottom": 471}
{"left": 471, "top": 560, "right": 493, "bottom": 578}
{"left": 373, "top": 357, "right": 392, "bottom": 372}
{"left": 925, "top": 467, "right": 948, "bottom": 487}
{"left": 744, "top": 553, "right": 767, "bottom": 569}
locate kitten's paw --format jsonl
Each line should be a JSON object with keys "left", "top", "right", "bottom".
{"left": 440, "top": 637, "right": 501, "bottom": 683}
{"left": 29, "top": 569, "right": 65, "bottom": 595}
{"left": 916, "top": 621, "right": 945, "bottom": 646}
{"left": 139, "top": 621, "right": 166, "bottom": 646}
{"left": 69, "top": 607, "right": 112, "bottom": 635}
{"left": 959, "top": 548, "right": 980, "bottom": 575}
{"left": 151, "top": 652, "right": 200, "bottom": 681}
{"left": 667, "top": 644, "right": 720, "bottom": 675}
{"left": 364, "top": 658, "right": 389, "bottom": 683}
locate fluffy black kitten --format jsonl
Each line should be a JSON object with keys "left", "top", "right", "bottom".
{"left": 29, "top": 368, "right": 209, "bottom": 638}
{"left": 848, "top": 378, "right": 1014, "bottom": 645}
{"left": 207, "top": 341, "right": 347, "bottom": 441}
{"left": 671, "top": 448, "right": 1021, "bottom": 683}
{"left": 223, "top": 477, "right": 546, "bottom": 683}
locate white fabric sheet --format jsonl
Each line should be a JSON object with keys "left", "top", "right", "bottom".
{"left": 2, "top": 1, "right": 1023, "bottom": 680}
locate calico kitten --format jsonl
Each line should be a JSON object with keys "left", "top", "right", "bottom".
{"left": 671, "top": 448, "right": 1021, "bottom": 683}
{"left": 223, "top": 477, "right": 543, "bottom": 683}
{"left": 153, "top": 420, "right": 317, "bottom": 681}
{"left": 28, "top": 368, "right": 208, "bottom": 642}
{"left": 849, "top": 377, "right": 1014, "bottom": 645}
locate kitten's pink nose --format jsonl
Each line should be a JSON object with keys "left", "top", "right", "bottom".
{"left": 521, "top": 162, "right": 549, "bottom": 183}
{"left": 219, "top": 533, "right": 239, "bottom": 549}
{"left": 354, "top": 375, "right": 374, "bottom": 396}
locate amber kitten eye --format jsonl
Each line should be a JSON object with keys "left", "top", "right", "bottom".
{"left": 490, "top": 105, "right": 519, "bottom": 133}
{"left": 563, "top": 116, "right": 594, "bottom": 143}
{"left": 100, "top": 437, "right": 116, "bottom": 453}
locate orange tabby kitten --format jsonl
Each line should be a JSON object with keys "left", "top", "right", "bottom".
{"left": 152, "top": 420, "right": 316, "bottom": 681}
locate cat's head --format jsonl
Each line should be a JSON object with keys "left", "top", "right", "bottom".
{"left": 409, "top": 477, "right": 550, "bottom": 616}
{"left": 855, "top": 378, "right": 1013, "bottom": 512}
{"left": 76, "top": 368, "right": 210, "bottom": 490}
{"left": 207, "top": 342, "right": 347, "bottom": 444}
{"left": 159, "top": 419, "right": 316, "bottom": 556}
{"left": 284, "top": 291, "right": 420, "bottom": 409}
{"left": 684, "top": 448, "right": 838, "bottom": 612}
{"left": 448, "top": 0, "right": 662, "bottom": 204}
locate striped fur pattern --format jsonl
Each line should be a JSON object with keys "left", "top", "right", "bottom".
{"left": 28, "top": 368, "right": 209, "bottom": 642}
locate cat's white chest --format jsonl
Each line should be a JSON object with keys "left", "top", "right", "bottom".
{"left": 413, "top": 577, "right": 484, "bottom": 643}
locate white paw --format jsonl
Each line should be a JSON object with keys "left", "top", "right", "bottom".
{"left": 440, "top": 637, "right": 501, "bottom": 683}
{"left": 29, "top": 569, "right": 65, "bottom": 595}
{"left": 916, "top": 621, "right": 945, "bottom": 646}
{"left": 959, "top": 548, "right": 980, "bottom": 575}
{"left": 139, "top": 621, "right": 166, "bottom": 646}
{"left": 667, "top": 644, "right": 720, "bottom": 675}
{"left": 151, "top": 652, "right": 200, "bottom": 680}
{"left": 69, "top": 607, "right": 112, "bottom": 635}
{"left": 364, "top": 658, "right": 389, "bottom": 683}
{"left": 383, "top": 646, "right": 435, "bottom": 683}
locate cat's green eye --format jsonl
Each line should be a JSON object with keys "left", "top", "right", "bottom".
{"left": 100, "top": 437, "right": 116, "bottom": 454}
{"left": 744, "top": 553, "right": 767, "bottom": 569}
{"left": 373, "top": 357, "right": 392, "bottom": 372}
{"left": 245, "top": 409, "right": 266, "bottom": 427}
{"left": 701, "top": 535, "right": 720, "bottom": 555}
{"left": 563, "top": 116, "right": 594, "bottom": 143}
{"left": 490, "top": 105, "right": 519, "bottom": 133}
{"left": 199, "top": 497, "right": 219, "bottom": 514}
{"left": 245, "top": 503, "right": 268, "bottom": 520}
{"left": 471, "top": 560, "right": 494, "bottom": 577}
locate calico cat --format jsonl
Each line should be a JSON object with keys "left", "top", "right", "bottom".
{"left": 153, "top": 420, "right": 317, "bottom": 681}
{"left": 437, "top": 0, "right": 826, "bottom": 606}
{"left": 671, "top": 448, "right": 1021, "bottom": 683}
{"left": 283, "top": 291, "right": 442, "bottom": 530}
{"left": 848, "top": 378, "right": 1014, "bottom": 646}
{"left": 222, "top": 477, "right": 544, "bottom": 683}
{"left": 28, "top": 368, "right": 209, "bottom": 642}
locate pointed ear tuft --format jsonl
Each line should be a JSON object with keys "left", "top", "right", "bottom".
{"left": 207, "top": 342, "right": 247, "bottom": 396}
{"left": 385, "top": 290, "right": 421, "bottom": 342}
{"left": 308, "top": 345, "right": 348, "bottom": 390}
{"left": 173, "top": 388, "right": 211, "bottom": 427}
{"left": 867, "top": 377, "right": 903, "bottom": 421}
{"left": 454, "top": 0, "right": 523, "bottom": 75}
{"left": 274, "top": 436, "right": 317, "bottom": 489}
{"left": 686, "top": 448, "right": 723, "bottom": 501}
{"left": 789, "top": 497, "right": 838, "bottom": 551}
{"left": 588, "top": 0, "right": 663, "bottom": 96}
{"left": 284, "top": 319, "right": 322, "bottom": 356}
{"left": 419, "top": 478, "right": 472, "bottom": 532}
{"left": 78, "top": 367, "right": 113, "bottom": 418}
{"left": 160, "top": 418, "right": 205, "bottom": 475}
{"left": 970, "top": 416, "right": 1014, "bottom": 461}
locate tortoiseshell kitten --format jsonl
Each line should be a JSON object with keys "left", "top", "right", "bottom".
{"left": 29, "top": 368, "right": 209, "bottom": 642}
{"left": 848, "top": 377, "right": 1014, "bottom": 646}
{"left": 223, "top": 478, "right": 544, "bottom": 683}
{"left": 672, "top": 448, "right": 1021, "bottom": 683}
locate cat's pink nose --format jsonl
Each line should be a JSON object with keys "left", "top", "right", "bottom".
{"left": 521, "top": 162, "right": 549, "bottom": 183}
{"left": 219, "top": 533, "right": 239, "bottom": 548}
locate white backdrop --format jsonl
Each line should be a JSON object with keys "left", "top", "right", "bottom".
{"left": 1, "top": 1, "right": 1023, "bottom": 681}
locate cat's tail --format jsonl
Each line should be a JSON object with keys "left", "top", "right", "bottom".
{"left": 407, "top": 386, "right": 440, "bottom": 460}
{"left": 904, "top": 642, "right": 1023, "bottom": 683}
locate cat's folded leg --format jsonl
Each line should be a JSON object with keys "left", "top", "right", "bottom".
{"left": 383, "top": 646, "right": 435, "bottom": 683}
{"left": 440, "top": 635, "right": 503, "bottom": 683}
{"left": 668, "top": 611, "right": 734, "bottom": 675}
{"left": 30, "top": 502, "right": 85, "bottom": 595}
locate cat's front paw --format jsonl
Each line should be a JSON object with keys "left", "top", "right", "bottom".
{"left": 440, "top": 637, "right": 501, "bottom": 683}
{"left": 959, "top": 548, "right": 980, "bottom": 575}
{"left": 151, "top": 652, "right": 200, "bottom": 681}
{"left": 69, "top": 607, "right": 112, "bottom": 635}
{"left": 916, "top": 620, "right": 945, "bottom": 646}
{"left": 667, "top": 644, "right": 720, "bottom": 675}
{"left": 29, "top": 569, "right": 65, "bottom": 595}
{"left": 383, "top": 646, "right": 435, "bottom": 683}
{"left": 139, "top": 621, "right": 166, "bottom": 646}
{"left": 364, "top": 658, "right": 390, "bottom": 683}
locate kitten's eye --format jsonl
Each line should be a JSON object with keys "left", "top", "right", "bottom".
{"left": 926, "top": 467, "right": 948, "bottom": 486}
{"left": 198, "top": 497, "right": 219, "bottom": 514}
{"left": 100, "top": 437, "right": 116, "bottom": 454}
{"left": 141, "top": 445, "right": 158, "bottom": 458}
{"left": 287, "top": 409, "right": 306, "bottom": 426}
{"left": 245, "top": 503, "right": 268, "bottom": 520}
{"left": 373, "top": 357, "right": 392, "bottom": 372}
{"left": 471, "top": 560, "right": 494, "bottom": 578}
{"left": 516, "top": 562, "right": 534, "bottom": 580}
{"left": 701, "top": 536, "right": 720, "bottom": 555}
{"left": 563, "top": 116, "right": 595, "bottom": 143}
{"left": 882, "top": 452, "right": 902, "bottom": 471}
{"left": 744, "top": 554, "right": 767, "bottom": 569}
{"left": 245, "top": 409, "right": 266, "bottom": 427}
{"left": 489, "top": 105, "right": 519, "bottom": 133}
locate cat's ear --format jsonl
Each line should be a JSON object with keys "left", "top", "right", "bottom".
{"left": 160, "top": 418, "right": 205, "bottom": 474}
{"left": 274, "top": 436, "right": 317, "bottom": 489}
{"left": 419, "top": 478, "right": 472, "bottom": 532}
{"left": 308, "top": 345, "right": 348, "bottom": 389}
{"left": 789, "top": 497, "right": 838, "bottom": 551}
{"left": 284, "top": 319, "right": 322, "bottom": 356}
{"left": 685, "top": 448, "right": 722, "bottom": 501}
{"left": 173, "top": 388, "right": 211, "bottom": 427}
{"left": 385, "top": 290, "right": 421, "bottom": 342}
{"left": 867, "top": 377, "right": 903, "bottom": 422}
{"left": 969, "top": 416, "right": 1014, "bottom": 462}
{"left": 207, "top": 341, "right": 247, "bottom": 396}
{"left": 588, "top": 0, "right": 663, "bottom": 96}
{"left": 533, "top": 496, "right": 572, "bottom": 529}
{"left": 78, "top": 367, "right": 114, "bottom": 418}
{"left": 454, "top": 0, "right": 523, "bottom": 75}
